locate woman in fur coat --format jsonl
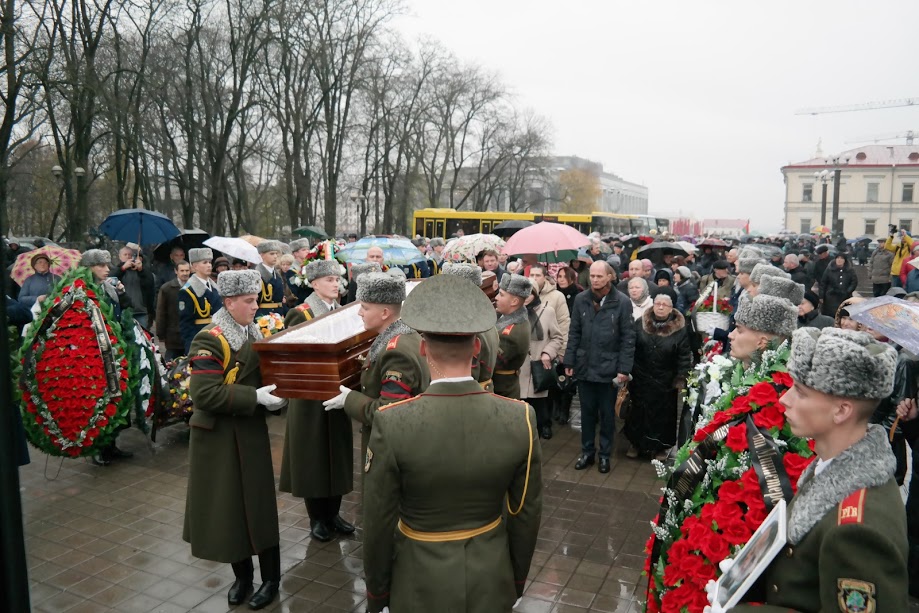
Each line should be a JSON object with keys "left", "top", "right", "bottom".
{"left": 624, "top": 292, "right": 692, "bottom": 459}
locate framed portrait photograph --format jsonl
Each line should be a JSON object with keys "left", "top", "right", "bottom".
{"left": 713, "top": 499, "right": 787, "bottom": 609}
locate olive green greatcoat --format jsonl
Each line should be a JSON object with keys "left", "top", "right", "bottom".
{"left": 278, "top": 306, "right": 353, "bottom": 498}
{"left": 182, "top": 325, "right": 279, "bottom": 563}
{"left": 730, "top": 477, "right": 907, "bottom": 613}
{"left": 472, "top": 326, "right": 499, "bottom": 393}
{"left": 343, "top": 329, "right": 429, "bottom": 459}
{"left": 362, "top": 379, "right": 543, "bottom": 613}
{"left": 493, "top": 321, "right": 530, "bottom": 400}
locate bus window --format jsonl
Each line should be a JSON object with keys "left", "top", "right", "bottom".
{"left": 435, "top": 220, "right": 445, "bottom": 237}
{"left": 630, "top": 219, "right": 650, "bottom": 235}
{"left": 481, "top": 221, "right": 492, "bottom": 233}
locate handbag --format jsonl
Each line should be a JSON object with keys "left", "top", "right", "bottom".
{"left": 614, "top": 383, "right": 630, "bottom": 419}
{"left": 530, "top": 359, "right": 558, "bottom": 393}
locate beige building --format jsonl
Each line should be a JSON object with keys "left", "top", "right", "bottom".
{"left": 782, "top": 145, "right": 919, "bottom": 237}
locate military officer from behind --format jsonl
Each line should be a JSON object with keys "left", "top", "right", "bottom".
{"left": 178, "top": 248, "right": 221, "bottom": 354}
{"left": 492, "top": 273, "right": 532, "bottom": 399}
{"left": 442, "top": 262, "right": 499, "bottom": 392}
{"left": 323, "top": 270, "right": 429, "bottom": 459}
{"left": 362, "top": 274, "right": 543, "bottom": 613}
{"left": 718, "top": 328, "right": 908, "bottom": 613}
{"left": 279, "top": 260, "right": 355, "bottom": 543}
{"left": 183, "top": 270, "right": 286, "bottom": 610}
{"left": 255, "top": 240, "right": 287, "bottom": 317}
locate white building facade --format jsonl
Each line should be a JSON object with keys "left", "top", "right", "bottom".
{"left": 782, "top": 145, "right": 919, "bottom": 237}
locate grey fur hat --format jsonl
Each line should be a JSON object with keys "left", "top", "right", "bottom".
{"left": 758, "top": 275, "right": 805, "bottom": 306}
{"left": 750, "top": 263, "right": 790, "bottom": 285}
{"left": 349, "top": 262, "right": 382, "bottom": 283}
{"left": 278, "top": 242, "right": 291, "bottom": 255}
{"left": 429, "top": 237, "right": 446, "bottom": 248}
{"left": 499, "top": 273, "right": 532, "bottom": 299}
{"left": 217, "top": 270, "right": 261, "bottom": 297}
{"left": 289, "top": 239, "right": 310, "bottom": 252}
{"left": 188, "top": 248, "right": 213, "bottom": 264}
{"left": 737, "top": 257, "right": 765, "bottom": 275}
{"left": 257, "top": 240, "right": 284, "bottom": 254}
{"left": 441, "top": 262, "right": 482, "bottom": 286}
{"left": 734, "top": 293, "right": 798, "bottom": 338}
{"left": 80, "top": 249, "right": 111, "bottom": 267}
{"left": 305, "top": 260, "right": 341, "bottom": 282}
{"left": 789, "top": 328, "right": 897, "bottom": 399}
{"left": 356, "top": 271, "right": 405, "bottom": 305}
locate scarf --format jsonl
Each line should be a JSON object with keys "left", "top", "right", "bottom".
{"left": 628, "top": 278, "right": 650, "bottom": 306}
{"left": 210, "top": 307, "right": 261, "bottom": 351}
{"left": 368, "top": 319, "right": 413, "bottom": 362}
{"left": 590, "top": 284, "right": 612, "bottom": 312}
{"left": 526, "top": 295, "right": 544, "bottom": 341}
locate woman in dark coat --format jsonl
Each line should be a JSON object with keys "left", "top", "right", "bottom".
{"left": 555, "top": 266, "right": 582, "bottom": 312}
{"left": 552, "top": 266, "right": 582, "bottom": 424}
{"left": 625, "top": 292, "right": 693, "bottom": 459}
{"left": 819, "top": 253, "right": 858, "bottom": 317}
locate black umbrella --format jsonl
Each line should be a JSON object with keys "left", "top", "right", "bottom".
{"left": 492, "top": 220, "right": 535, "bottom": 237}
{"left": 152, "top": 229, "right": 211, "bottom": 262}
{"left": 635, "top": 241, "right": 693, "bottom": 259}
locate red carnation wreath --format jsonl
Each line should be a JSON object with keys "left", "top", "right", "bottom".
{"left": 18, "top": 273, "right": 131, "bottom": 457}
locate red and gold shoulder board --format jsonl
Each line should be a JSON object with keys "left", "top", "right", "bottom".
{"left": 209, "top": 326, "right": 223, "bottom": 337}
{"left": 838, "top": 489, "right": 866, "bottom": 526}
{"left": 296, "top": 304, "right": 311, "bottom": 313}
{"left": 386, "top": 335, "right": 400, "bottom": 350}
{"left": 502, "top": 324, "right": 514, "bottom": 336}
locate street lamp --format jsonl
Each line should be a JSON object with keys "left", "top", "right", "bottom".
{"left": 827, "top": 153, "right": 850, "bottom": 237}
{"left": 813, "top": 169, "right": 830, "bottom": 225}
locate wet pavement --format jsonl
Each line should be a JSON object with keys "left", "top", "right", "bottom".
{"left": 20, "top": 402, "right": 661, "bottom": 613}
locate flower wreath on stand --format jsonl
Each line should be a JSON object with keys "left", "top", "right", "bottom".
{"left": 643, "top": 340, "right": 816, "bottom": 613}
{"left": 123, "top": 320, "right": 167, "bottom": 430}
{"left": 16, "top": 270, "right": 134, "bottom": 458}
{"left": 289, "top": 240, "right": 347, "bottom": 290}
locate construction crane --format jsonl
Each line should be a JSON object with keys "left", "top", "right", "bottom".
{"left": 796, "top": 97, "right": 919, "bottom": 116}
{"left": 845, "top": 130, "right": 919, "bottom": 145}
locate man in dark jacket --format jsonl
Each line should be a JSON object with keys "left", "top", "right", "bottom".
{"left": 809, "top": 245, "right": 833, "bottom": 292}
{"left": 819, "top": 253, "right": 858, "bottom": 317}
{"left": 563, "top": 261, "right": 636, "bottom": 474}
{"left": 155, "top": 260, "right": 191, "bottom": 361}
{"left": 797, "top": 291, "right": 834, "bottom": 329}
{"left": 114, "top": 246, "right": 155, "bottom": 329}
{"left": 783, "top": 254, "right": 809, "bottom": 287}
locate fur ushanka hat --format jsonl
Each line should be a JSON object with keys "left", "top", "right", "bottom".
{"left": 441, "top": 262, "right": 482, "bottom": 286}
{"left": 257, "top": 240, "right": 284, "bottom": 254}
{"left": 349, "top": 262, "right": 382, "bottom": 284}
{"left": 750, "top": 262, "right": 790, "bottom": 286}
{"left": 758, "top": 275, "right": 805, "bottom": 306}
{"left": 737, "top": 247, "right": 766, "bottom": 275}
{"left": 356, "top": 271, "right": 405, "bottom": 305}
{"left": 188, "top": 248, "right": 213, "bottom": 264}
{"left": 734, "top": 293, "right": 798, "bottom": 338}
{"left": 289, "top": 239, "right": 310, "bottom": 252}
{"left": 499, "top": 273, "right": 532, "bottom": 299}
{"left": 789, "top": 327, "right": 897, "bottom": 399}
{"left": 305, "top": 260, "right": 341, "bottom": 282}
{"left": 217, "top": 270, "right": 261, "bottom": 297}
{"left": 80, "top": 249, "right": 111, "bottom": 267}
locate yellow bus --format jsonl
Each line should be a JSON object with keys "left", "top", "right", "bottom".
{"left": 412, "top": 209, "right": 669, "bottom": 238}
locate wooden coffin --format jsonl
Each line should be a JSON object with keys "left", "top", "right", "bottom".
{"left": 254, "top": 272, "right": 496, "bottom": 400}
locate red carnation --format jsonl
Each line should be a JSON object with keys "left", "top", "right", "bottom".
{"left": 725, "top": 422, "right": 748, "bottom": 452}
{"left": 104, "top": 404, "right": 117, "bottom": 417}
{"left": 752, "top": 403, "right": 785, "bottom": 430}
{"left": 782, "top": 452, "right": 815, "bottom": 490}
{"left": 747, "top": 382, "right": 778, "bottom": 407}
{"left": 771, "top": 371, "right": 793, "bottom": 387}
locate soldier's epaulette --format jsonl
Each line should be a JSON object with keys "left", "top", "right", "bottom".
{"left": 209, "top": 326, "right": 223, "bottom": 337}
{"left": 378, "top": 395, "right": 418, "bottom": 412}
{"left": 838, "top": 488, "right": 866, "bottom": 526}
{"left": 296, "top": 304, "right": 311, "bottom": 313}
{"left": 501, "top": 324, "right": 514, "bottom": 336}
{"left": 386, "top": 335, "right": 401, "bottom": 350}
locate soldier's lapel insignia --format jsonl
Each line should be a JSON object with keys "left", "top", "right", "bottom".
{"left": 837, "top": 578, "right": 876, "bottom": 613}
{"left": 179, "top": 301, "right": 185, "bottom": 311}
{"left": 364, "top": 448, "right": 373, "bottom": 473}
{"left": 502, "top": 324, "right": 514, "bottom": 336}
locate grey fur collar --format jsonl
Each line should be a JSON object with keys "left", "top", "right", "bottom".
{"left": 368, "top": 319, "right": 413, "bottom": 362}
{"left": 211, "top": 308, "right": 261, "bottom": 351}
{"left": 257, "top": 263, "right": 277, "bottom": 283}
{"left": 787, "top": 424, "right": 895, "bottom": 544}
{"left": 497, "top": 306, "right": 528, "bottom": 329}
{"left": 305, "top": 292, "right": 336, "bottom": 316}
{"left": 188, "top": 274, "right": 217, "bottom": 296}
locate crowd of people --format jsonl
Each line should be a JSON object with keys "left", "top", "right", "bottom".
{"left": 5, "top": 225, "right": 919, "bottom": 611}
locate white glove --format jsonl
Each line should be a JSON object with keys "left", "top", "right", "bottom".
{"left": 323, "top": 385, "right": 351, "bottom": 411}
{"left": 256, "top": 384, "right": 284, "bottom": 408}
{"left": 513, "top": 598, "right": 522, "bottom": 608}
{"left": 703, "top": 558, "right": 735, "bottom": 613}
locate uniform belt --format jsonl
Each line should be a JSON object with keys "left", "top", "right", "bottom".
{"left": 495, "top": 370, "right": 519, "bottom": 376}
{"left": 194, "top": 318, "right": 212, "bottom": 325}
{"left": 397, "top": 517, "right": 501, "bottom": 542}
{"left": 479, "top": 379, "right": 492, "bottom": 390}
{"left": 259, "top": 302, "right": 281, "bottom": 309}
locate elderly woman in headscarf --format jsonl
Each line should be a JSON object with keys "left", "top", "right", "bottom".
{"left": 518, "top": 279, "right": 565, "bottom": 440}
{"left": 627, "top": 277, "right": 653, "bottom": 321}
{"left": 624, "top": 290, "right": 692, "bottom": 459}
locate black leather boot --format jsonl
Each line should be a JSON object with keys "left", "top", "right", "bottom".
{"left": 249, "top": 546, "right": 280, "bottom": 609}
{"left": 557, "top": 394, "right": 572, "bottom": 425}
{"left": 229, "top": 559, "right": 254, "bottom": 606}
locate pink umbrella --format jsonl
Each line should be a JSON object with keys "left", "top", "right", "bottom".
{"left": 501, "top": 222, "right": 591, "bottom": 263}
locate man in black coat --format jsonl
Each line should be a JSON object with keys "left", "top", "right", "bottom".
{"left": 563, "top": 261, "right": 635, "bottom": 474}
{"left": 114, "top": 246, "right": 155, "bottom": 329}
{"left": 783, "top": 254, "right": 809, "bottom": 287}
{"left": 155, "top": 260, "right": 191, "bottom": 362}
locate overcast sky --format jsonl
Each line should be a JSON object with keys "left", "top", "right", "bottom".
{"left": 394, "top": 0, "right": 919, "bottom": 232}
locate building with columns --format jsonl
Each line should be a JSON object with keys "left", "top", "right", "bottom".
{"left": 782, "top": 145, "right": 919, "bottom": 237}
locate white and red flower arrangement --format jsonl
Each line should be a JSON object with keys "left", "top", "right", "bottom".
{"left": 644, "top": 341, "right": 815, "bottom": 613}
{"left": 17, "top": 273, "right": 133, "bottom": 458}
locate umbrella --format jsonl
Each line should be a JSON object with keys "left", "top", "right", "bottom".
{"left": 152, "top": 229, "right": 211, "bottom": 262}
{"left": 203, "top": 236, "right": 261, "bottom": 264}
{"left": 675, "top": 241, "right": 697, "bottom": 255}
{"left": 442, "top": 233, "right": 506, "bottom": 263}
{"left": 846, "top": 235, "right": 872, "bottom": 245}
{"left": 847, "top": 297, "right": 919, "bottom": 354}
{"left": 11, "top": 246, "right": 81, "bottom": 285}
{"left": 502, "top": 222, "right": 590, "bottom": 262}
{"left": 336, "top": 235, "right": 426, "bottom": 266}
{"left": 811, "top": 225, "right": 832, "bottom": 235}
{"left": 293, "top": 225, "right": 328, "bottom": 239}
{"left": 635, "top": 241, "right": 693, "bottom": 258}
{"left": 698, "top": 237, "right": 729, "bottom": 248}
{"left": 99, "top": 209, "right": 181, "bottom": 245}
{"left": 491, "top": 220, "right": 534, "bottom": 237}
